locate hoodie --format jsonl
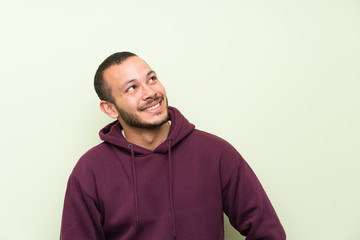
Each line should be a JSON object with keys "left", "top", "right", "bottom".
{"left": 60, "top": 107, "right": 285, "bottom": 240}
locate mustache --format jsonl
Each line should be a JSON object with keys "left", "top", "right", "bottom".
{"left": 139, "top": 95, "right": 164, "bottom": 110}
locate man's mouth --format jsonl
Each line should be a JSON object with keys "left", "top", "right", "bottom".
{"left": 140, "top": 96, "right": 163, "bottom": 112}
{"left": 143, "top": 102, "right": 161, "bottom": 112}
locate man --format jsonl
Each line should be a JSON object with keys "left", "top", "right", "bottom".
{"left": 60, "top": 52, "right": 286, "bottom": 239}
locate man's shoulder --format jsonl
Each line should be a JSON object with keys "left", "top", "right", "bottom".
{"left": 187, "top": 129, "right": 243, "bottom": 171}
{"left": 189, "top": 129, "right": 238, "bottom": 151}
{"left": 81, "top": 141, "right": 112, "bottom": 159}
{"left": 191, "top": 128, "right": 230, "bottom": 142}
{"left": 72, "top": 142, "right": 116, "bottom": 172}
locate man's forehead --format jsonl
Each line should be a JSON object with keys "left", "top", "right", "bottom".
{"left": 103, "top": 57, "right": 153, "bottom": 83}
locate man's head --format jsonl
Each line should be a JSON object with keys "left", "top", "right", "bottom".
{"left": 94, "top": 52, "right": 168, "bottom": 130}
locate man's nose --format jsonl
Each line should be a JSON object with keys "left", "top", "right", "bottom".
{"left": 141, "top": 84, "right": 156, "bottom": 100}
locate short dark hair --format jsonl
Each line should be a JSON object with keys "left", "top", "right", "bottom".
{"left": 94, "top": 51, "right": 137, "bottom": 102}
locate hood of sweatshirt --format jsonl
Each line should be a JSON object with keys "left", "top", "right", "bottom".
{"left": 99, "top": 106, "right": 195, "bottom": 154}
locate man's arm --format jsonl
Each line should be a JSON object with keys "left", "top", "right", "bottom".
{"left": 222, "top": 155, "right": 286, "bottom": 240}
{"left": 60, "top": 174, "right": 105, "bottom": 240}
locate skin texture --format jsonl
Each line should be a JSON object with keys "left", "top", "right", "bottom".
{"left": 99, "top": 56, "right": 170, "bottom": 150}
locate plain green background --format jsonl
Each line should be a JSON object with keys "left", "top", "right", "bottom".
{"left": 1, "top": 0, "right": 359, "bottom": 239}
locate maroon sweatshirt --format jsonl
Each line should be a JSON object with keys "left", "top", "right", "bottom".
{"left": 60, "top": 107, "right": 285, "bottom": 239}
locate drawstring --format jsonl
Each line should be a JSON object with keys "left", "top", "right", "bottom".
{"left": 128, "top": 144, "right": 140, "bottom": 230}
{"left": 128, "top": 141, "right": 177, "bottom": 239}
{"left": 167, "top": 138, "right": 177, "bottom": 240}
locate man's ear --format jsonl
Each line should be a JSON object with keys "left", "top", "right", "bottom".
{"left": 100, "top": 100, "right": 119, "bottom": 119}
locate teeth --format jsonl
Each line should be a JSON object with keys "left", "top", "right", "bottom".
{"left": 144, "top": 103, "right": 160, "bottom": 111}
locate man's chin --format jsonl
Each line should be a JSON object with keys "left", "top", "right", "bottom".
{"left": 142, "top": 115, "right": 169, "bottom": 130}
{"left": 116, "top": 103, "right": 169, "bottom": 130}
{"left": 134, "top": 120, "right": 168, "bottom": 130}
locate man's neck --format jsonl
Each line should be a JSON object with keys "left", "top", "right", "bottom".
{"left": 122, "top": 122, "right": 170, "bottom": 151}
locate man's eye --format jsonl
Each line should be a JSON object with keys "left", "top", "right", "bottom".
{"left": 149, "top": 76, "right": 157, "bottom": 82}
{"left": 127, "top": 86, "right": 135, "bottom": 92}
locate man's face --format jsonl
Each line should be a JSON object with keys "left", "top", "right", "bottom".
{"left": 103, "top": 56, "right": 168, "bottom": 129}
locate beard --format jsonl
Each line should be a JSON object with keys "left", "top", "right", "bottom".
{"left": 114, "top": 97, "right": 169, "bottom": 130}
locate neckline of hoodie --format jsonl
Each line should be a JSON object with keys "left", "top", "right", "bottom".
{"left": 121, "top": 121, "right": 172, "bottom": 140}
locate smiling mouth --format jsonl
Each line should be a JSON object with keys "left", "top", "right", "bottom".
{"left": 140, "top": 95, "right": 163, "bottom": 112}
{"left": 143, "top": 102, "right": 161, "bottom": 112}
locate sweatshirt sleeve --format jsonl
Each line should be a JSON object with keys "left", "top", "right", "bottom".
{"left": 222, "top": 155, "right": 286, "bottom": 240}
{"left": 60, "top": 173, "right": 105, "bottom": 240}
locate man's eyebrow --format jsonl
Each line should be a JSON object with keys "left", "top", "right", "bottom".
{"left": 147, "top": 70, "right": 156, "bottom": 76}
